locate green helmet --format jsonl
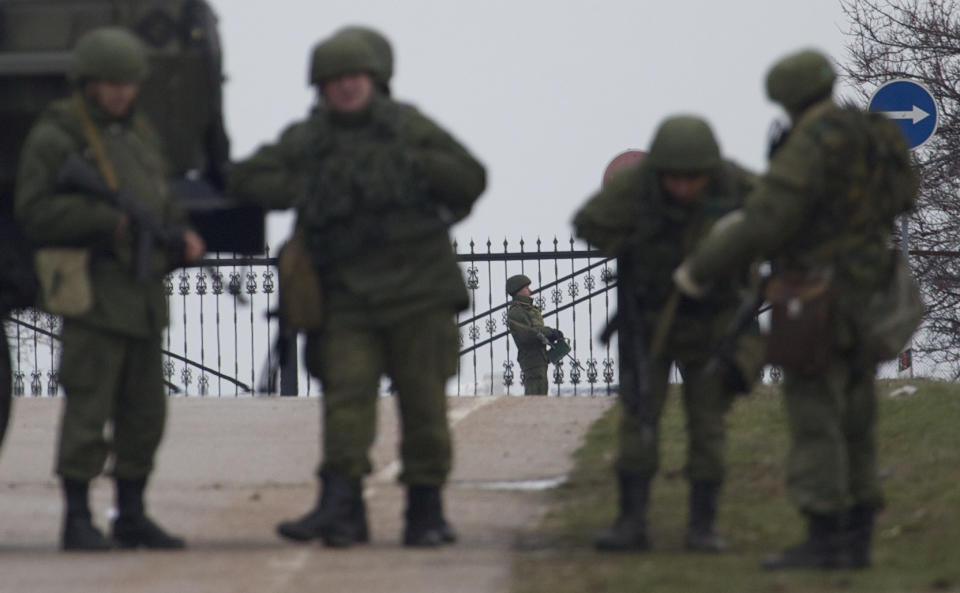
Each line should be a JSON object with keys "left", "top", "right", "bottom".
{"left": 336, "top": 26, "right": 393, "bottom": 93}
{"left": 766, "top": 49, "right": 836, "bottom": 112}
{"left": 506, "top": 274, "right": 532, "bottom": 297}
{"left": 71, "top": 27, "right": 149, "bottom": 83}
{"left": 309, "top": 33, "right": 382, "bottom": 86}
{"left": 646, "top": 116, "right": 721, "bottom": 173}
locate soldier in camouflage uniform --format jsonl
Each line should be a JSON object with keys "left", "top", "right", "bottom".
{"left": 574, "top": 116, "right": 761, "bottom": 553}
{"left": 228, "top": 30, "right": 485, "bottom": 548}
{"left": 505, "top": 274, "right": 563, "bottom": 395}
{"left": 674, "top": 50, "right": 916, "bottom": 569}
{"left": 15, "top": 27, "right": 205, "bottom": 550}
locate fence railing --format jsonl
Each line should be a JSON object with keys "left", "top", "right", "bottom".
{"left": 454, "top": 237, "right": 617, "bottom": 396}
{"left": 3, "top": 236, "right": 936, "bottom": 398}
{"left": 3, "top": 237, "right": 622, "bottom": 398}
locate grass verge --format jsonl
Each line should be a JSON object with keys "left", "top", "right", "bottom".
{"left": 512, "top": 379, "right": 960, "bottom": 593}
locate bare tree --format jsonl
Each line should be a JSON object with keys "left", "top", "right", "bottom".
{"left": 841, "top": 0, "right": 960, "bottom": 372}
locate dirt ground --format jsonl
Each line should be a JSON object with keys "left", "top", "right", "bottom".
{"left": 0, "top": 394, "right": 611, "bottom": 593}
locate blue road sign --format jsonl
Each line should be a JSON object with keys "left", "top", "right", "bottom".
{"left": 868, "top": 79, "right": 938, "bottom": 149}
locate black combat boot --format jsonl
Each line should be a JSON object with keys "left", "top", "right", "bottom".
{"left": 685, "top": 480, "right": 727, "bottom": 553}
{"left": 111, "top": 477, "right": 185, "bottom": 549}
{"left": 276, "top": 472, "right": 368, "bottom": 547}
{"left": 61, "top": 478, "right": 112, "bottom": 551}
{"left": 403, "top": 485, "right": 457, "bottom": 547}
{"left": 762, "top": 512, "right": 846, "bottom": 570}
{"left": 846, "top": 504, "right": 876, "bottom": 569}
{"left": 594, "top": 471, "right": 651, "bottom": 551}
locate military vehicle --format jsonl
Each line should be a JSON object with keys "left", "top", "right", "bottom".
{"left": 0, "top": 0, "right": 265, "bottom": 444}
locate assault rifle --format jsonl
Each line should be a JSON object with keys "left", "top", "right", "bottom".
{"left": 57, "top": 154, "right": 186, "bottom": 280}
{"left": 704, "top": 278, "right": 769, "bottom": 381}
{"left": 601, "top": 254, "right": 654, "bottom": 444}
{"left": 258, "top": 311, "right": 298, "bottom": 395}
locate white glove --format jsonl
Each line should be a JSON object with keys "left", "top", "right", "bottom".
{"left": 673, "top": 262, "right": 709, "bottom": 299}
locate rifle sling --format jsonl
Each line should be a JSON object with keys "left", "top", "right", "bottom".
{"left": 72, "top": 92, "right": 120, "bottom": 192}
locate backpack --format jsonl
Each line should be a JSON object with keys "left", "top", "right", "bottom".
{"left": 858, "top": 112, "right": 924, "bottom": 361}
{"left": 861, "top": 111, "right": 918, "bottom": 222}
{"left": 861, "top": 250, "right": 925, "bottom": 361}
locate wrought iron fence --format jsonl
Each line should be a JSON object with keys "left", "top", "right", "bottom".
{"left": 3, "top": 237, "right": 621, "bottom": 398}
{"left": 3, "top": 236, "right": 940, "bottom": 399}
{"left": 454, "top": 237, "right": 617, "bottom": 396}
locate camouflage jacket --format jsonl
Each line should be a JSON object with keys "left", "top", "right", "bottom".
{"left": 507, "top": 295, "right": 559, "bottom": 368}
{"left": 229, "top": 94, "right": 486, "bottom": 326}
{"left": 574, "top": 159, "right": 757, "bottom": 356}
{"left": 15, "top": 95, "right": 186, "bottom": 337}
{"left": 684, "top": 99, "right": 916, "bottom": 334}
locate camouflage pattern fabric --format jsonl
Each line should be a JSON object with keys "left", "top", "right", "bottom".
{"left": 617, "top": 355, "right": 735, "bottom": 481}
{"left": 507, "top": 295, "right": 559, "bottom": 395}
{"left": 682, "top": 98, "right": 916, "bottom": 513}
{"left": 15, "top": 91, "right": 182, "bottom": 480}
{"left": 56, "top": 320, "right": 166, "bottom": 480}
{"left": 230, "top": 94, "right": 485, "bottom": 328}
{"left": 575, "top": 155, "right": 758, "bottom": 480}
{"left": 16, "top": 96, "right": 185, "bottom": 337}
{"left": 303, "top": 310, "right": 458, "bottom": 485}
{"left": 229, "top": 89, "right": 485, "bottom": 486}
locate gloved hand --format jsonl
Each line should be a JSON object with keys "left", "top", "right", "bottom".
{"left": 548, "top": 329, "right": 564, "bottom": 343}
{"left": 673, "top": 262, "right": 709, "bottom": 299}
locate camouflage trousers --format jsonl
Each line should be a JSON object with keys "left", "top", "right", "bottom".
{"left": 305, "top": 309, "right": 459, "bottom": 486}
{"left": 782, "top": 348, "right": 882, "bottom": 514}
{"left": 56, "top": 321, "right": 166, "bottom": 481}
{"left": 617, "top": 355, "right": 735, "bottom": 482}
{"left": 521, "top": 363, "right": 549, "bottom": 395}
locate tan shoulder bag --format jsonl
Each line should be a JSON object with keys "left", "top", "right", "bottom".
{"left": 277, "top": 228, "right": 324, "bottom": 331}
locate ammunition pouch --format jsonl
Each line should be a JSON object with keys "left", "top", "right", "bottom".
{"left": 33, "top": 248, "right": 93, "bottom": 317}
{"left": 764, "top": 270, "right": 833, "bottom": 373}
{"left": 859, "top": 250, "right": 924, "bottom": 362}
{"left": 277, "top": 230, "right": 323, "bottom": 331}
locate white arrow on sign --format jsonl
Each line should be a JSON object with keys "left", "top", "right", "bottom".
{"left": 881, "top": 105, "right": 931, "bottom": 124}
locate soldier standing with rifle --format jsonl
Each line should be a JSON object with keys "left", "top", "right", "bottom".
{"left": 574, "top": 116, "right": 762, "bottom": 553}
{"left": 229, "top": 30, "right": 485, "bottom": 548}
{"left": 674, "top": 50, "right": 917, "bottom": 570}
{"left": 14, "top": 27, "right": 205, "bottom": 550}
{"left": 505, "top": 274, "right": 563, "bottom": 395}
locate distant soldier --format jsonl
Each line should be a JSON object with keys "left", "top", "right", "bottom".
{"left": 505, "top": 274, "right": 563, "bottom": 395}
{"left": 674, "top": 50, "right": 916, "bottom": 569}
{"left": 574, "top": 116, "right": 761, "bottom": 553}
{"left": 14, "top": 27, "right": 205, "bottom": 550}
{"left": 229, "top": 30, "right": 485, "bottom": 547}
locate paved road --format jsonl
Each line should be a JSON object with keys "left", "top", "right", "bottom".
{"left": 0, "top": 395, "right": 611, "bottom": 593}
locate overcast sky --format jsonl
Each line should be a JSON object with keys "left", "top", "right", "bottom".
{"left": 215, "top": 1, "right": 855, "bottom": 248}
